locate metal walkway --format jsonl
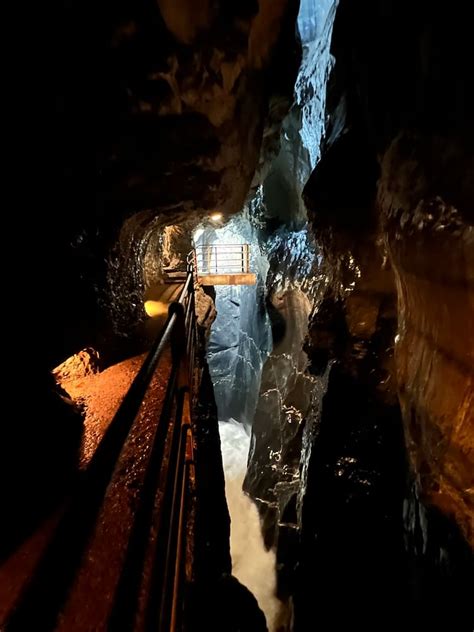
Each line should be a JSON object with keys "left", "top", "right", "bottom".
{"left": 5, "top": 263, "right": 198, "bottom": 632}
{"left": 193, "top": 244, "right": 256, "bottom": 286}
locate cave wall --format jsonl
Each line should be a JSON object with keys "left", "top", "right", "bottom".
{"left": 39, "top": 0, "right": 302, "bottom": 371}
{"left": 200, "top": 214, "right": 272, "bottom": 428}
{"left": 296, "top": 0, "right": 473, "bottom": 625}
{"left": 9, "top": 0, "right": 473, "bottom": 624}
{"left": 97, "top": 0, "right": 302, "bottom": 349}
{"left": 4, "top": 0, "right": 302, "bottom": 569}
{"left": 295, "top": 0, "right": 337, "bottom": 168}
{"left": 298, "top": 131, "right": 409, "bottom": 626}
{"left": 94, "top": 0, "right": 301, "bottom": 220}
{"left": 244, "top": 286, "right": 316, "bottom": 602}
{"left": 380, "top": 136, "right": 473, "bottom": 548}
{"left": 106, "top": 215, "right": 197, "bottom": 352}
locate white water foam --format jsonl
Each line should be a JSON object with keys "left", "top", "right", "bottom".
{"left": 219, "top": 419, "right": 281, "bottom": 631}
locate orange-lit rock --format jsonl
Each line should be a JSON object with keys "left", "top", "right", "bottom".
{"left": 157, "top": 0, "right": 213, "bottom": 45}
{"left": 380, "top": 133, "right": 474, "bottom": 547}
{"left": 52, "top": 348, "right": 101, "bottom": 385}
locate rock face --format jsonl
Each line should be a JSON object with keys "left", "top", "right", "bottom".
{"left": 11, "top": 0, "right": 300, "bottom": 548}
{"left": 201, "top": 215, "right": 272, "bottom": 428}
{"left": 244, "top": 287, "right": 316, "bottom": 602}
{"left": 244, "top": 288, "right": 314, "bottom": 531}
{"left": 93, "top": 0, "right": 301, "bottom": 220}
{"left": 35, "top": 0, "right": 302, "bottom": 370}
{"left": 9, "top": 0, "right": 473, "bottom": 627}
{"left": 296, "top": 128, "right": 408, "bottom": 627}
{"left": 94, "top": 0, "right": 302, "bottom": 348}
{"left": 295, "top": 0, "right": 338, "bottom": 169}
{"left": 52, "top": 348, "right": 101, "bottom": 385}
{"left": 293, "top": 0, "right": 473, "bottom": 626}
{"left": 380, "top": 134, "right": 474, "bottom": 549}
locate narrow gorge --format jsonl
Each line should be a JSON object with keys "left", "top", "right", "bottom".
{"left": 1, "top": 1, "right": 472, "bottom": 631}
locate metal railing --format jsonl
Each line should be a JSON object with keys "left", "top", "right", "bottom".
{"left": 194, "top": 244, "right": 250, "bottom": 275}
{"left": 6, "top": 261, "right": 198, "bottom": 632}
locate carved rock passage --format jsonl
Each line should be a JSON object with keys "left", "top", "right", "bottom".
{"left": 96, "top": 0, "right": 302, "bottom": 343}
{"left": 33, "top": 0, "right": 302, "bottom": 374}
{"left": 4, "top": 2, "right": 302, "bottom": 606}
{"left": 10, "top": 2, "right": 473, "bottom": 629}
{"left": 94, "top": 0, "right": 300, "bottom": 219}
{"left": 380, "top": 133, "right": 474, "bottom": 547}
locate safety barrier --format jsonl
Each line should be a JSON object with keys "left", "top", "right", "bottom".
{"left": 6, "top": 262, "right": 198, "bottom": 632}
{"left": 194, "top": 244, "right": 250, "bottom": 275}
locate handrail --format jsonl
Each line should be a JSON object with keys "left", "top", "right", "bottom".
{"left": 6, "top": 258, "right": 198, "bottom": 632}
{"left": 194, "top": 243, "right": 251, "bottom": 275}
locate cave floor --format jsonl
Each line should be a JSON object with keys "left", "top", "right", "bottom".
{"left": 0, "top": 351, "right": 172, "bottom": 627}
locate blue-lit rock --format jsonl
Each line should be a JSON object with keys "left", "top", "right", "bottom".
{"left": 197, "top": 215, "right": 272, "bottom": 428}
{"left": 295, "top": 0, "right": 338, "bottom": 168}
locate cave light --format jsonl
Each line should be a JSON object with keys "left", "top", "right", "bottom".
{"left": 210, "top": 212, "right": 223, "bottom": 222}
{"left": 144, "top": 300, "right": 168, "bottom": 318}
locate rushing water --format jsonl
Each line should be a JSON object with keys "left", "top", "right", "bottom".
{"left": 218, "top": 420, "right": 281, "bottom": 631}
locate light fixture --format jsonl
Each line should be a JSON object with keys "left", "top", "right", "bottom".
{"left": 144, "top": 300, "right": 168, "bottom": 318}
{"left": 210, "top": 212, "right": 223, "bottom": 222}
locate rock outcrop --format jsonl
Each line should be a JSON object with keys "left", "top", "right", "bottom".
{"left": 53, "top": 348, "right": 101, "bottom": 385}
{"left": 380, "top": 133, "right": 474, "bottom": 548}
{"left": 293, "top": 0, "right": 473, "bottom": 626}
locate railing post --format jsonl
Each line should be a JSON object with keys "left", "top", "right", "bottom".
{"left": 169, "top": 303, "right": 185, "bottom": 360}
{"left": 185, "top": 259, "right": 197, "bottom": 389}
{"left": 169, "top": 301, "right": 188, "bottom": 391}
{"left": 188, "top": 249, "right": 198, "bottom": 285}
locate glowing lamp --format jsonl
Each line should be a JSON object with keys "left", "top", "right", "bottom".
{"left": 144, "top": 300, "right": 168, "bottom": 318}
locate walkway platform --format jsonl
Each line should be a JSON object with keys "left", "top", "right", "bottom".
{"left": 197, "top": 273, "right": 256, "bottom": 286}
{"left": 194, "top": 244, "right": 256, "bottom": 286}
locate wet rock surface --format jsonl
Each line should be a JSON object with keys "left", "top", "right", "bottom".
{"left": 296, "top": 133, "right": 408, "bottom": 623}
{"left": 296, "top": 365, "right": 408, "bottom": 629}
{"left": 380, "top": 136, "right": 474, "bottom": 549}
{"left": 52, "top": 348, "right": 102, "bottom": 384}
{"left": 293, "top": 0, "right": 474, "bottom": 626}
{"left": 17, "top": 1, "right": 301, "bottom": 559}
{"left": 12, "top": 0, "right": 299, "bottom": 584}
{"left": 92, "top": 0, "right": 300, "bottom": 220}
{"left": 244, "top": 289, "right": 314, "bottom": 550}
{"left": 8, "top": 0, "right": 474, "bottom": 628}
{"left": 204, "top": 215, "right": 272, "bottom": 428}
